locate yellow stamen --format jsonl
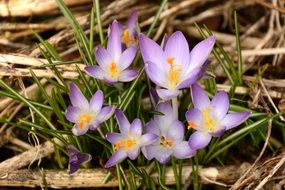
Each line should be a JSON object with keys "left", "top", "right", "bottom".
{"left": 77, "top": 114, "right": 94, "bottom": 129}
{"left": 122, "top": 29, "right": 136, "bottom": 47}
{"left": 187, "top": 120, "right": 196, "bottom": 129}
{"left": 115, "top": 139, "right": 135, "bottom": 150}
{"left": 202, "top": 108, "right": 215, "bottom": 131}
{"left": 166, "top": 57, "right": 182, "bottom": 89}
{"left": 109, "top": 62, "right": 119, "bottom": 78}
{"left": 160, "top": 136, "right": 173, "bottom": 148}
{"left": 166, "top": 57, "right": 175, "bottom": 66}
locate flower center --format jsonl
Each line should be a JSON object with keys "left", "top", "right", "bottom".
{"left": 122, "top": 29, "right": 136, "bottom": 47}
{"left": 166, "top": 57, "right": 182, "bottom": 89}
{"left": 109, "top": 62, "right": 119, "bottom": 78}
{"left": 115, "top": 139, "right": 136, "bottom": 150}
{"left": 159, "top": 136, "right": 173, "bottom": 148}
{"left": 77, "top": 114, "right": 94, "bottom": 129}
{"left": 202, "top": 108, "right": 216, "bottom": 132}
{"left": 187, "top": 120, "right": 196, "bottom": 129}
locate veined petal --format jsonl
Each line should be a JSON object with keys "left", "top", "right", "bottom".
{"left": 119, "top": 46, "right": 137, "bottom": 70}
{"left": 85, "top": 65, "right": 104, "bottom": 80}
{"left": 211, "top": 91, "right": 229, "bottom": 120}
{"left": 142, "top": 144, "right": 158, "bottom": 160}
{"left": 89, "top": 90, "right": 103, "bottom": 113}
{"left": 96, "top": 106, "right": 115, "bottom": 124}
{"left": 188, "top": 131, "right": 212, "bottom": 150}
{"left": 65, "top": 106, "right": 80, "bottom": 123}
{"left": 167, "top": 120, "right": 184, "bottom": 141}
{"left": 155, "top": 147, "right": 172, "bottom": 164}
{"left": 106, "top": 132, "right": 124, "bottom": 144}
{"left": 118, "top": 69, "right": 138, "bottom": 82}
{"left": 156, "top": 88, "right": 180, "bottom": 101}
{"left": 188, "top": 35, "right": 216, "bottom": 72}
{"left": 127, "top": 147, "right": 140, "bottom": 160}
{"left": 141, "top": 133, "right": 158, "bottom": 146}
{"left": 185, "top": 108, "right": 203, "bottom": 129}
{"left": 72, "top": 124, "right": 89, "bottom": 136}
{"left": 191, "top": 83, "right": 210, "bottom": 110}
{"left": 177, "top": 68, "right": 200, "bottom": 89}
{"left": 156, "top": 102, "right": 176, "bottom": 125}
{"left": 145, "top": 61, "right": 168, "bottom": 88}
{"left": 222, "top": 112, "right": 251, "bottom": 130}
{"left": 105, "top": 148, "right": 127, "bottom": 168}
{"left": 107, "top": 20, "right": 122, "bottom": 60}
{"left": 165, "top": 31, "right": 190, "bottom": 68}
{"left": 95, "top": 46, "right": 112, "bottom": 71}
{"left": 69, "top": 83, "right": 89, "bottom": 109}
{"left": 115, "top": 109, "right": 130, "bottom": 133}
{"left": 145, "top": 119, "right": 160, "bottom": 135}
{"left": 130, "top": 118, "right": 142, "bottom": 136}
{"left": 173, "top": 141, "right": 196, "bottom": 159}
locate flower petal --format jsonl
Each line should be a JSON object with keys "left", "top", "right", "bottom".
{"left": 142, "top": 144, "right": 158, "bottom": 160}
{"left": 145, "top": 61, "right": 168, "bottom": 88}
{"left": 161, "top": 34, "right": 168, "bottom": 50}
{"left": 130, "top": 118, "right": 142, "bottom": 136}
{"left": 89, "top": 90, "right": 103, "bottom": 113}
{"left": 72, "top": 124, "right": 89, "bottom": 136}
{"left": 95, "top": 106, "right": 115, "bottom": 124}
{"left": 145, "top": 119, "right": 160, "bottom": 135}
{"left": 85, "top": 65, "right": 104, "bottom": 80}
{"left": 119, "top": 46, "right": 137, "bottom": 70}
{"left": 68, "top": 146, "right": 92, "bottom": 174}
{"left": 95, "top": 46, "right": 112, "bottom": 71}
{"left": 65, "top": 106, "right": 80, "bottom": 123}
{"left": 107, "top": 20, "right": 122, "bottom": 60}
{"left": 127, "top": 147, "right": 140, "bottom": 160}
{"left": 115, "top": 109, "right": 130, "bottom": 133}
{"left": 222, "top": 112, "right": 251, "bottom": 130}
{"left": 155, "top": 147, "right": 172, "bottom": 164}
{"left": 188, "top": 35, "right": 216, "bottom": 72}
{"left": 173, "top": 141, "right": 196, "bottom": 159}
{"left": 185, "top": 108, "right": 203, "bottom": 129}
{"left": 141, "top": 133, "right": 158, "bottom": 146}
{"left": 211, "top": 91, "right": 229, "bottom": 120}
{"left": 188, "top": 131, "right": 212, "bottom": 150}
{"left": 69, "top": 83, "right": 89, "bottom": 109}
{"left": 156, "top": 88, "right": 180, "bottom": 101}
{"left": 126, "top": 10, "right": 138, "bottom": 32}
{"left": 105, "top": 148, "right": 127, "bottom": 168}
{"left": 191, "top": 83, "right": 210, "bottom": 110}
{"left": 118, "top": 69, "right": 138, "bottom": 82}
{"left": 106, "top": 132, "right": 124, "bottom": 144}
{"left": 177, "top": 68, "right": 200, "bottom": 89}
{"left": 167, "top": 120, "right": 184, "bottom": 141}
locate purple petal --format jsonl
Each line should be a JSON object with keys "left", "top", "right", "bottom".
{"left": 210, "top": 128, "right": 226, "bottom": 137}
{"left": 126, "top": 10, "right": 138, "bottom": 31}
{"left": 69, "top": 83, "right": 89, "bottom": 109}
{"left": 65, "top": 106, "right": 80, "bottom": 123}
{"left": 188, "top": 131, "right": 212, "bottom": 150}
{"left": 141, "top": 133, "right": 158, "bottom": 146}
{"left": 85, "top": 65, "right": 104, "bottom": 80}
{"left": 95, "top": 106, "right": 115, "bottom": 124}
{"left": 145, "top": 119, "right": 160, "bottom": 135}
{"left": 68, "top": 146, "right": 92, "bottom": 174}
{"left": 89, "top": 90, "right": 103, "bottom": 113}
{"left": 142, "top": 144, "right": 158, "bottom": 160}
{"left": 115, "top": 109, "right": 130, "bottom": 133}
{"left": 155, "top": 148, "right": 172, "bottom": 164}
{"left": 156, "top": 102, "right": 176, "bottom": 125}
{"left": 173, "top": 141, "right": 196, "bottom": 159}
{"left": 95, "top": 46, "right": 112, "bottom": 71}
{"left": 191, "top": 83, "right": 210, "bottom": 110}
{"left": 107, "top": 20, "right": 122, "bottom": 60}
{"left": 167, "top": 120, "right": 184, "bottom": 141}
{"left": 72, "top": 124, "right": 89, "bottom": 136}
{"left": 150, "top": 88, "right": 159, "bottom": 107}
{"left": 106, "top": 132, "right": 124, "bottom": 144}
{"left": 127, "top": 147, "right": 140, "bottom": 160}
{"left": 165, "top": 31, "right": 190, "bottom": 68}
{"left": 119, "top": 46, "right": 137, "bottom": 70}
{"left": 160, "top": 34, "right": 168, "bottom": 50}
{"left": 177, "top": 68, "right": 200, "bottom": 89}
{"left": 185, "top": 108, "right": 203, "bottom": 130}
{"left": 130, "top": 118, "right": 142, "bottom": 136}
{"left": 88, "top": 124, "right": 99, "bottom": 131}
{"left": 211, "top": 91, "right": 229, "bottom": 120}
{"left": 188, "top": 35, "right": 216, "bottom": 71}
{"left": 222, "top": 112, "right": 251, "bottom": 130}
{"left": 156, "top": 88, "right": 180, "bottom": 101}
{"left": 145, "top": 61, "right": 168, "bottom": 88}
{"left": 118, "top": 69, "right": 138, "bottom": 82}
{"left": 105, "top": 148, "right": 127, "bottom": 168}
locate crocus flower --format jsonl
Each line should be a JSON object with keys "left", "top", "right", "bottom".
{"left": 142, "top": 102, "right": 196, "bottom": 163}
{"left": 67, "top": 145, "right": 92, "bottom": 174}
{"left": 139, "top": 32, "right": 216, "bottom": 100}
{"left": 105, "top": 109, "right": 157, "bottom": 168}
{"left": 121, "top": 10, "right": 138, "bottom": 48}
{"left": 186, "top": 83, "right": 251, "bottom": 150}
{"left": 85, "top": 20, "right": 138, "bottom": 83}
{"left": 65, "top": 83, "right": 114, "bottom": 136}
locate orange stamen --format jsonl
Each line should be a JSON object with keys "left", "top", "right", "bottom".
{"left": 187, "top": 120, "right": 196, "bottom": 129}
{"left": 115, "top": 139, "right": 135, "bottom": 150}
{"left": 109, "top": 62, "right": 119, "bottom": 77}
{"left": 166, "top": 57, "right": 175, "bottom": 66}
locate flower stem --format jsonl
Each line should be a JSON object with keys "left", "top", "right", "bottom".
{"left": 172, "top": 97, "right": 178, "bottom": 118}
{"left": 116, "top": 164, "right": 123, "bottom": 190}
{"left": 171, "top": 157, "right": 181, "bottom": 190}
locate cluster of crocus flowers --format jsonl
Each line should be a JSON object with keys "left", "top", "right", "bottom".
{"left": 67, "top": 145, "right": 92, "bottom": 174}
{"left": 65, "top": 83, "right": 114, "bottom": 136}
{"left": 186, "top": 84, "right": 251, "bottom": 150}
{"left": 85, "top": 20, "right": 138, "bottom": 84}
{"left": 139, "top": 31, "right": 216, "bottom": 100}
{"left": 105, "top": 109, "right": 157, "bottom": 167}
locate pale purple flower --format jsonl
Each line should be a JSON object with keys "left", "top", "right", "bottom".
{"left": 105, "top": 109, "right": 157, "bottom": 168}
{"left": 186, "top": 83, "right": 251, "bottom": 150}
{"left": 85, "top": 20, "right": 138, "bottom": 83}
{"left": 65, "top": 83, "right": 115, "bottom": 136}
{"left": 67, "top": 145, "right": 91, "bottom": 174}
{"left": 121, "top": 10, "right": 138, "bottom": 48}
{"left": 139, "top": 32, "right": 216, "bottom": 100}
{"left": 142, "top": 102, "right": 196, "bottom": 163}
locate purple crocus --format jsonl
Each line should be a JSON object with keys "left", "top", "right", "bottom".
{"left": 186, "top": 83, "right": 251, "bottom": 150}
{"left": 85, "top": 20, "right": 138, "bottom": 83}
{"left": 139, "top": 32, "right": 216, "bottom": 100}
{"left": 67, "top": 145, "right": 92, "bottom": 174}
{"left": 65, "top": 83, "right": 114, "bottom": 136}
{"left": 121, "top": 10, "right": 138, "bottom": 48}
{"left": 105, "top": 109, "right": 157, "bottom": 168}
{"left": 142, "top": 102, "right": 196, "bottom": 163}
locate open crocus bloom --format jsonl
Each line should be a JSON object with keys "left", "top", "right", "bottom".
{"left": 105, "top": 109, "right": 157, "bottom": 168}
{"left": 65, "top": 83, "right": 114, "bottom": 136}
{"left": 67, "top": 145, "right": 92, "bottom": 174}
{"left": 139, "top": 32, "right": 216, "bottom": 100}
{"left": 85, "top": 20, "right": 138, "bottom": 83}
{"left": 142, "top": 102, "right": 195, "bottom": 163}
{"left": 186, "top": 83, "right": 251, "bottom": 150}
{"left": 121, "top": 10, "right": 138, "bottom": 48}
